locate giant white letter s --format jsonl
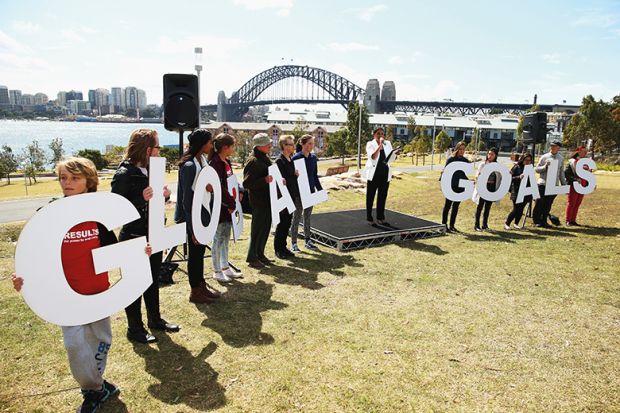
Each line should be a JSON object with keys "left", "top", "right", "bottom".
{"left": 14, "top": 193, "right": 152, "bottom": 326}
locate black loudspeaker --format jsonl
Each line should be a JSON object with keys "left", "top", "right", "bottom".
{"left": 522, "top": 112, "right": 548, "bottom": 144}
{"left": 163, "top": 74, "right": 199, "bottom": 131}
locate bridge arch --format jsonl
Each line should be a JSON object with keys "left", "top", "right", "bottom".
{"left": 229, "top": 65, "right": 364, "bottom": 105}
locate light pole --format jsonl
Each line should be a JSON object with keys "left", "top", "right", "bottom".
{"left": 431, "top": 115, "right": 436, "bottom": 170}
{"left": 356, "top": 94, "right": 364, "bottom": 173}
{"left": 194, "top": 47, "right": 203, "bottom": 124}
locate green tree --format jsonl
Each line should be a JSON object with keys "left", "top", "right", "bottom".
{"left": 21, "top": 140, "right": 47, "bottom": 184}
{"left": 234, "top": 131, "right": 253, "bottom": 166}
{"left": 292, "top": 116, "right": 309, "bottom": 140}
{"left": 563, "top": 95, "right": 620, "bottom": 154}
{"left": 103, "top": 145, "right": 125, "bottom": 168}
{"left": 434, "top": 129, "right": 452, "bottom": 152}
{"left": 346, "top": 101, "right": 371, "bottom": 153}
{"left": 48, "top": 137, "right": 65, "bottom": 168}
{"left": 76, "top": 149, "right": 106, "bottom": 170}
{"left": 406, "top": 116, "right": 417, "bottom": 143}
{"left": 0, "top": 145, "right": 19, "bottom": 184}
{"left": 325, "top": 127, "right": 351, "bottom": 164}
{"left": 385, "top": 125, "right": 394, "bottom": 142}
{"left": 159, "top": 147, "right": 180, "bottom": 171}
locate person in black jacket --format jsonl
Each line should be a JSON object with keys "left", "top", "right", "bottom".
{"left": 243, "top": 133, "right": 273, "bottom": 268}
{"left": 111, "top": 128, "right": 179, "bottom": 344}
{"left": 505, "top": 153, "right": 533, "bottom": 229}
{"left": 441, "top": 141, "right": 469, "bottom": 232}
{"left": 174, "top": 129, "right": 222, "bottom": 304}
{"left": 274, "top": 134, "right": 299, "bottom": 259}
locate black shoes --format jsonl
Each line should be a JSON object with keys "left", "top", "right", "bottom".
{"left": 148, "top": 318, "right": 180, "bottom": 332}
{"left": 127, "top": 327, "right": 157, "bottom": 344}
{"left": 275, "top": 249, "right": 295, "bottom": 259}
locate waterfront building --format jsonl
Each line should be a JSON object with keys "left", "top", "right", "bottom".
{"left": 57, "top": 91, "right": 67, "bottom": 107}
{"left": 67, "top": 100, "right": 91, "bottom": 115}
{"left": 111, "top": 87, "right": 124, "bottom": 113}
{"left": 95, "top": 88, "right": 111, "bottom": 115}
{"left": 87, "top": 90, "right": 96, "bottom": 109}
{"left": 21, "top": 94, "right": 34, "bottom": 105}
{"left": 9, "top": 90, "right": 22, "bottom": 105}
{"left": 137, "top": 89, "right": 147, "bottom": 110}
{"left": 33, "top": 93, "right": 48, "bottom": 105}
{"left": 0, "top": 86, "right": 9, "bottom": 106}
{"left": 124, "top": 87, "right": 138, "bottom": 110}
{"left": 66, "top": 90, "right": 83, "bottom": 101}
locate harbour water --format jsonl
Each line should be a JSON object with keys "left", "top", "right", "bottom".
{"left": 0, "top": 120, "right": 185, "bottom": 155}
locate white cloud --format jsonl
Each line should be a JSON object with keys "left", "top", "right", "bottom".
{"left": 155, "top": 35, "right": 250, "bottom": 58}
{"left": 11, "top": 20, "right": 40, "bottom": 34}
{"left": 409, "top": 51, "right": 424, "bottom": 63}
{"left": 327, "top": 42, "right": 379, "bottom": 52}
{"left": 571, "top": 9, "right": 619, "bottom": 28}
{"left": 542, "top": 53, "right": 561, "bottom": 64}
{"left": 60, "top": 29, "right": 86, "bottom": 44}
{"left": 232, "top": 0, "right": 294, "bottom": 16}
{"left": 79, "top": 26, "right": 98, "bottom": 35}
{"left": 0, "top": 30, "right": 30, "bottom": 53}
{"left": 355, "top": 4, "right": 387, "bottom": 21}
{"left": 388, "top": 56, "right": 403, "bottom": 65}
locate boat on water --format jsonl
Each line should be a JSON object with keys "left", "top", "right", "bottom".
{"left": 75, "top": 115, "right": 97, "bottom": 122}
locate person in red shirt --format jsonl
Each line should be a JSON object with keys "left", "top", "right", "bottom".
{"left": 12, "top": 157, "right": 151, "bottom": 413}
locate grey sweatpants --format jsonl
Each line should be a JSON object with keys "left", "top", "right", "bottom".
{"left": 290, "top": 196, "right": 313, "bottom": 243}
{"left": 61, "top": 317, "right": 112, "bottom": 391}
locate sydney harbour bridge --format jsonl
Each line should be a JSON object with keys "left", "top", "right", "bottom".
{"left": 203, "top": 65, "right": 579, "bottom": 122}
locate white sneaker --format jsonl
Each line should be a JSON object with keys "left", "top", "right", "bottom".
{"left": 291, "top": 243, "right": 300, "bottom": 253}
{"left": 513, "top": 224, "right": 521, "bottom": 230}
{"left": 213, "top": 271, "right": 232, "bottom": 283}
{"left": 222, "top": 267, "right": 242, "bottom": 279}
{"left": 504, "top": 224, "right": 511, "bottom": 230}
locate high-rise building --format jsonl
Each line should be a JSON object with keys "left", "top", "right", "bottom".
{"left": 124, "top": 87, "right": 138, "bottom": 110}
{"left": 0, "top": 86, "right": 9, "bottom": 106}
{"left": 111, "top": 87, "right": 124, "bottom": 113}
{"left": 66, "top": 90, "right": 83, "bottom": 101}
{"left": 67, "top": 100, "right": 91, "bottom": 115}
{"left": 34, "top": 93, "right": 48, "bottom": 105}
{"left": 95, "top": 88, "right": 110, "bottom": 114}
{"left": 88, "top": 90, "right": 96, "bottom": 108}
{"left": 9, "top": 90, "right": 22, "bottom": 105}
{"left": 137, "top": 89, "right": 147, "bottom": 110}
{"left": 21, "top": 94, "right": 35, "bottom": 105}
{"left": 57, "top": 91, "right": 67, "bottom": 107}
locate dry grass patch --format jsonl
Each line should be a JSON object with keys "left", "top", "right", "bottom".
{"left": 0, "top": 173, "right": 619, "bottom": 412}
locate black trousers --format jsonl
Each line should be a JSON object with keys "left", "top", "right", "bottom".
{"left": 366, "top": 179, "right": 390, "bottom": 221}
{"left": 533, "top": 184, "right": 557, "bottom": 225}
{"left": 274, "top": 209, "right": 293, "bottom": 253}
{"left": 475, "top": 199, "right": 493, "bottom": 228}
{"left": 247, "top": 204, "right": 272, "bottom": 261}
{"left": 187, "top": 238, "right": 206, "bottom": 288}
{"left": 506, "top": 196, "right": 532, "bottom": 226}
{"left": 442, "top": 199, "right": 460, "bottom": 228}
{"left": 124, "top": 248, "right": 162, "bottom": 330}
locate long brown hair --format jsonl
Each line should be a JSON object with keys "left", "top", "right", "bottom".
{"left": 211, "top": 133, "right": 235, "bottom": 158}
{"left": 452, "top": 141, "right": 466, "bottom": 157}
{"left": 124, "top": 128, "right": 158, "bottom": 166}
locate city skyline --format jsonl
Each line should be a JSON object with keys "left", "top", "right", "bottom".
{"left": 1, "top": 0, "right": 619, "bottom": 109}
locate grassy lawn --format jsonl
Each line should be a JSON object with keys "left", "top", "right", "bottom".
{"left": 0, "top": 172, "right": 619, "bottom": 412}
{"left": 0, "top": 172, "right": 180, "bottom": 201}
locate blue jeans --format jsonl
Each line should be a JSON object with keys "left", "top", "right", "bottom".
{"left": 212, "top": 221, "right": 232, "bottom": 272}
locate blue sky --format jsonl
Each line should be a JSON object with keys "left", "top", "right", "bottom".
{"left": 1, "top": 0, "right": 619, "bottom": 109}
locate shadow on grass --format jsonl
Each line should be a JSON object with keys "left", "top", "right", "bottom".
{"left": 104, "top": 397, "right": 129, "bottom": 412}
{"left": 397, "top": 239, "right": 449, "bottom": 255}
{"left": 559, "top": 225, "right": 620, "bottom": 237}
{"left": 198, "top": 280, "right": 287, "bottom": 348}
{"left": 131, "top": 335, "right": 226, "bottom": 411}
{"left": 258, "top": 248, "right": 362, "bottom": 288}
{"left": 461, "top": 229, "right": 549, "bottom": 242}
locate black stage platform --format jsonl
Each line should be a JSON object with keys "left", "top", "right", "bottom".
{"left": 302, "top": 209, "right": 446, "bottom": 251}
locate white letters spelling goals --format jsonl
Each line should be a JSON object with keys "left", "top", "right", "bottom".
{"left": 441, "top": 159, "right": 597, "bottom": 202}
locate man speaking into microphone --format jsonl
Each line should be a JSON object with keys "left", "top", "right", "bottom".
{"left": 363, "top": 126, "right": 399, "bottom": 226}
